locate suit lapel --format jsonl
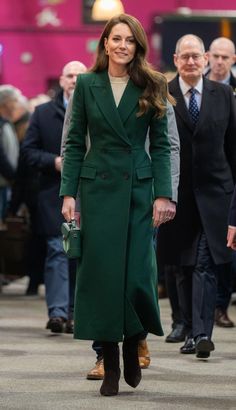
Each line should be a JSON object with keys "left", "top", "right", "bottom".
{"left": 194, "top": 78, "right": 215, "bottom": 134}
{"left": 169, "top": 76, "right": 216, "bottom": 135}
{"left": 169, "top": 76, "right": 195, "bottom": 132}
{"left": 90, "top": 70, "right": 131, "bottom": 145}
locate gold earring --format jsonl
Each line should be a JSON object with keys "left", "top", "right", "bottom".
{"left": 105, "top": 48, "right": 109, "bottom": 55}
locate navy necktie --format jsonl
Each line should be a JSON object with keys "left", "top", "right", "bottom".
{"left": 188, "top": 88, "right": 199, "bottom": 124}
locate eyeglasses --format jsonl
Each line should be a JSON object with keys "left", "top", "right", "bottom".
{"left": 178, "top": 54, "right": 204, "bottom": 61}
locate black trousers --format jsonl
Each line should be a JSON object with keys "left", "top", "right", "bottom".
{"left": 176, "top": 231, "right": 217, "bottom": 339}
{"left": 164, "top": 264, "right": 182, "bottom": 325}
{"left": 216, "top": 262, "right": 232, "bottom": 311}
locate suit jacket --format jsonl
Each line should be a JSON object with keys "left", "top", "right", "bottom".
{"left": 22, "top": 92, "right": 65, "bottom": 236}
{"left": 157, "top": 75, "right": 236, "bottom": 266}
{"left": 205, "top": 69, "right": 236, "bottom": 86}
{"left": 60, "top": 69, "right": 172, "bottom": 341}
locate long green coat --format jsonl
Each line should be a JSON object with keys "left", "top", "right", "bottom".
{"left": 60, "top": 70, "right": 172, "bottom": 342}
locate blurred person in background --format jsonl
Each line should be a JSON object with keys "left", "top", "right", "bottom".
{"left": 3, "top": 88, "right": 46, "bottom": 296}
{"left": 0, "top": 86, "right": 20, "bottom": 230}
{"left": 22, "top": 61, "right": 87, "bottom": 333}
{"left": 28, "top": 94, "right": 51, "bottom": 114}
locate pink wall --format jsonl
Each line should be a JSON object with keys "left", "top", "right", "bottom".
{"left": 0, "top": 0, "right": 236, "bottom": 96}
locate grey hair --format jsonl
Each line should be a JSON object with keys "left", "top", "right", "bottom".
{"left": 0, "top": 85, "right": 23, "bottom": 107}
{"left": 175, "top": 34, "right": 205, "bottom": 54}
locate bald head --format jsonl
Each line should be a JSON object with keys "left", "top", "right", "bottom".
{"left": 208, "top": 37, "right": 236, "bottom": 81}
{"left": 209, "top": 37, "right": 235, "bottom": 54}
{"left": 60, "top": 60, "right": 87, "bottom": 99}
{"left": 62, "top": 61, "right": 87, "bottom": 76}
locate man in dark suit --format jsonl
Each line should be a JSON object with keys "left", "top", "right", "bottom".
{"left": 206, "top": 37, "right": 236, "bottom": 327}
{"left": 157, "top": 34, "right": 236, "bottom": 358}
{"left": 22, "top": 61, "right": 87, "bottom": 332}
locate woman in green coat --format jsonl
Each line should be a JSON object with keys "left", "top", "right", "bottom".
{"left": 60, "top": 13, "right": 173, "bottom": 396}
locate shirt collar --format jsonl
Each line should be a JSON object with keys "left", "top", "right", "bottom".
{"left": 220, "top": 73, "right": 231, "bottom": 85}
{"left": 179, "top": 76, "right": 203, "bottom": 96}
{"left": 205, "top": 69, "right": 231, "bottom": 85}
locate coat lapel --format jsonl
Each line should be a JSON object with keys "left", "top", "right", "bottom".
{"left": 117, "top": 80, "right": 143, "bottom": 124}
{"left": 194, "top": 77, "right": 215, "bottom": 135}
{"left": 169, "top": 76, "right": 195, "bottom": 132}
{"left": 89, "top": 70, "right": 132, "bottom": 145}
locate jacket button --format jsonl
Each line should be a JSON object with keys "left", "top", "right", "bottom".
{"left": 101, "top": 173, "right": 108, "bottom": 179}
{"left": 124, "top": 172, "right": 130, "bottom": 180}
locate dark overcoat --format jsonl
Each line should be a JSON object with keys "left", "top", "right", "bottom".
{"left": 157, "top": 76, "right": 236, "bottom": 267}
{"left": 228, "top": 185, "right": 236, "bottom": 226}
{"left": 60, "top": 70, "right": 172, "bottom": 342}
{"left": 22, "top": 93, "right": 65, "bottom": 236}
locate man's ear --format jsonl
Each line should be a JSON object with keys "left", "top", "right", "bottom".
{"left": 203, "top": 52, "right": 209, "bottom": 68}
{"left": 173, "top": 54, "right": 178, "bottom": 68}
{"left": 59, "top": 75, "right": 64, "bottom": 88}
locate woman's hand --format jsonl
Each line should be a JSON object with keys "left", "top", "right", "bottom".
{"left": 153, "top": 198, "right": 176, "bottom": 227}
{"left": 227, "top": 226, "right": 236, "bottom": 250}
{"left": 62, "top": 196, "right": 76, "bottom": 222}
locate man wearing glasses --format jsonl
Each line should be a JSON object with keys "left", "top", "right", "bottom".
{"left": 157, "top": 34, "right": 236, "bottom": 359}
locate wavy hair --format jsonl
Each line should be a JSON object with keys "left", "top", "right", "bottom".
{"left": 90, "top": 14, "right": 175, "bottom": 117}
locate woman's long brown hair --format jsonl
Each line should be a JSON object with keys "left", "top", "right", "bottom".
{"left": 90, "top": 13, "right": 175, "bottom": 117}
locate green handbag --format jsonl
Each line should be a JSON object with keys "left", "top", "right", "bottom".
{"left": 61, "top": 219, "right": 81, "bottom": 259}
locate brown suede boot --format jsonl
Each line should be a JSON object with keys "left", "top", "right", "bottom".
{"left": 123, "top": 336, "right": 142, "bottom": 388}
{"left": 138, "top": 339, "right": 151, "bottom": 369}
{"left": 100, "top": 342, "right": 120, "bottom": 396}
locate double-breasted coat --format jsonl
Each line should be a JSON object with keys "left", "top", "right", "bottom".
{"left": 60, "top": 70, "right": 172, "bottom": 342}
{"left": 157, "top": 76, "right": 236, "bottom": 267}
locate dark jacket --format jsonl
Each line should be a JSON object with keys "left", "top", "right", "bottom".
{"left": 157, "top": 76, "right": 236, "bottom": 266}
{"left": 205, "top": 69, "right": 236, "bottom": 93}
{"left": 229, "top": 187, "right": 236, "bottom": 226}
{"left": 22, "top": 92, "right": 65, "bottom": 236}
{"left": 229, "top": 71, "right": 236, "bottom": 91}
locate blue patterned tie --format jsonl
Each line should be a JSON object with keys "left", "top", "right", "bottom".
{"left": 188, "top": 88, "right": 199, "bottom": 124}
